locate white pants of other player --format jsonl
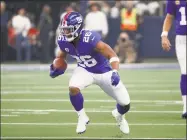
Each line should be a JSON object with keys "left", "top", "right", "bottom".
{"left": 176, "top": 35, "right": 186, "bottom": 114}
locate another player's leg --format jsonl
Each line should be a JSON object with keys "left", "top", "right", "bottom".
{"left": 176, "top": 35, "right": 186, "bottom": 119}
{"left": 97, "top": 71, "right": 130, "bottom": 134}
{"left": 181, "top": 74, "right": 187, "bottom": 119}
{"left": 69, "top": 67, "right": 94, "bottom": 133}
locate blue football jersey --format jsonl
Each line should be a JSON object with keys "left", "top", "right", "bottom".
{"left": 57, "top": 30, "right": 112, "bottom": 74}
{"left": 166, "top": 0, "right": 187, "bottom": 35}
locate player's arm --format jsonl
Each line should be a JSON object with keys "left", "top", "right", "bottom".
{"left": 161, "top": 0, "right": 175, "bottom": 51}
{"left": 94, "top": 41, "right": 120, "bottom": 86}
{"left": 162, "top": 14, "right": 174, "bottom": 34}
{"left": 161, "top": 14, "right": 174, "bottom": 51}
{"left": 95, "top": 41, "right": 119, "bottom": 71}
{"left": 56, "top": 49, "right": 67, "bottom": 60}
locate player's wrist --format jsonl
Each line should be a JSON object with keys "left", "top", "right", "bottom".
{"left": 109, "top": 57, "right": 119, "bottom": 64}
{"left": 110, "top": 57, "right": 120, "bottom": 72}
{"left": 112, "top": 69, "right": 118, "bottom": 73}
{"left": 161, "top": 31, "right": 168, "bottom": 37}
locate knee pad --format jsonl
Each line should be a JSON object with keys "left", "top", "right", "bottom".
{"left": 117, "top": 103, "right": 130, "bottom": 114}
{"left": 123, "top": 103, "right": 130, "bottom": 113}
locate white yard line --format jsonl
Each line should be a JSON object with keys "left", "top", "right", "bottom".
{"left": 1, "top": 109, "right": 182, "bottom": 114}
{"left": 1, "top": 85, "right": 97, "bottom": 89}
{"left": 1, "top": 83, "right": 178, "bottom": 88}
{"left": 1, "top": 122, "right": 185, "bottom": 126}
{"left": 1, "top": 81, "right": 178, "bottom": 85}
{"left": 0, "top": 99, "right": 182, "bottom": 104}
{"left": 1, "top": 114, "right": 19, "bottom": 117}
{"left": 0, "top": 89, "right": 179, "bottom": 94}
{"left": 100, "top": 105, "right": 164, "bottom": 109}
{"left": 11, "top": 112, "right": 49, "bottom": 115}
{"left": 0, "top": 137, "right": 185, "bottom": 139}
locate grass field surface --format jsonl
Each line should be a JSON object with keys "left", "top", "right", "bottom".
{"left": 1, "top": 69, "right": 186, "bottom": 139}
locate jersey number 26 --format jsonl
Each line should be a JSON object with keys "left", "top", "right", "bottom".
{"left": 71, "top": 55, "right": 97, "bottom": 68}
{"left": 83, "top": 32, "right": 92, "bottom": 43}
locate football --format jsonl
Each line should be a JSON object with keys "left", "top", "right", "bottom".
{"left": 53, "top": 57, "right": 67, "bottom": 70}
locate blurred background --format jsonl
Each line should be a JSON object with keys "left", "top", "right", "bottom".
{"left": 0, "top": 0, "right": 177, "bottom": 64}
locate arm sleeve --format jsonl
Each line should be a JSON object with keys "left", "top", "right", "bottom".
{"left": 57, "top": 37, "right": 63, "bottom": 51}
{"left": 57, "top": 36, "right": 66, "bottom": 52}
{"left": 166, "top": 1, "right": 176, "bottom": 15}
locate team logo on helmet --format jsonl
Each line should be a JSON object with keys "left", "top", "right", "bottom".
{"left": 59, "top": 12, "right": 83, "bottom": 42}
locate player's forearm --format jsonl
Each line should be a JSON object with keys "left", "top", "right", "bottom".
{"left": 95, "top": 41, "right": 120, "bottom": 71}
{"left": 162, "top": 14, "right": 174, "bottom": 36}
{"left": 56, "top": 49, "right": 67, "bottom": 59}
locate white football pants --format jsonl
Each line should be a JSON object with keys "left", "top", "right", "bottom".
{"left": 176, "top": 35, "right": 186, "bottom": 74}
{"left": 69, "top": 67, "right": 130, "bottom": 106}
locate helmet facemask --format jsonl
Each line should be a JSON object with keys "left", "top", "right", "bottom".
{"left": 60, "top": 24, "right": 82, "bottom": 42}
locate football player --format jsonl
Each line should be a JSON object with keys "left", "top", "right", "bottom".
{"left": 50, "top": 12, "right": 131, "bottom": 134}
{"left": 161, "top": 0, "right": 186, "bottom": 119}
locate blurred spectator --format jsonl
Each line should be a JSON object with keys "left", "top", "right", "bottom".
{"left": 120, "top": 1, "right": 139, "bottom": 40}
{"left": 59, "top": 4, "right": 74, "bottom": 21}
{"left": 147, "top": 1, "right": 159, "bottom": 16}
{"left": 27, "top": 14, "right": 40, "bottom": 61}
{"left": 110, "top": 0, "right": 121, "bottom": 19}
{"left": 114, "top": 32, "right": 137, "bottom": 63}
{"left": 0, "top": 1, "right": 9, "bottom": 62}
{"left": 135, "top": 1, "right": 160, "bottom": 16}
{"left": 87, "top": 0, "right": 98, "bottom": 6}
{"left": 38, "top": 4, "right": 53, "bottom": 63}
{"left": 84, "top": 3, "right": 108, "bottom": 39}
{"left": 100, "top": 1, "right": 111, "bottom": 17}
{"left": 134, "top": 2, "right": 148, "bottom": 16}
{"left": 12, "top": 8, "right": 32, "bottom": 62}
{"left": 120, "top": 1, "right": 144, "bottom": 63}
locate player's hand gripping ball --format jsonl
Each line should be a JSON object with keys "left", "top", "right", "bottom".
{"left": 50, "top": 58, "right": 67, "bottom": 78}
{"left": 53, "top": 57, "right": 67, "bottom": 70}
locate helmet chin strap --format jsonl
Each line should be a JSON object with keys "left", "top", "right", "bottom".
{"left": 66, "top": 36, "right": 75, "bottom": 42}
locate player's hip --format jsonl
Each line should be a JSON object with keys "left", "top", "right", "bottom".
{"left": 79, "top": 63, "right": 112, "bottom": 74}
{"left": 176, "top": 35, "right": 186, "bottom": 46}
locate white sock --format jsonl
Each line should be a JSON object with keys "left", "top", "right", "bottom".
{"left": 115, "top": 108, "right": 124, "bottom": 117}
{"left": 182, "top": 95, "right": 186, "bottom": 114}
{"left": 77, "top": 108, "right": 86, "bottom": 117}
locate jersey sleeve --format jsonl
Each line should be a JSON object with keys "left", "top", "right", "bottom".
{"left": 89, "top": 31, "right": 102, "bottom": 47}
{"left": 57, "top": 35, "right": 66, "bottom": 52}
{"left": 166, "top": 0, "right": 176, "bottom": 15}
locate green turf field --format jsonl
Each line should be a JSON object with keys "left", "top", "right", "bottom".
{"left": 1, "top": 69, "right": 186, "bottom": 139}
